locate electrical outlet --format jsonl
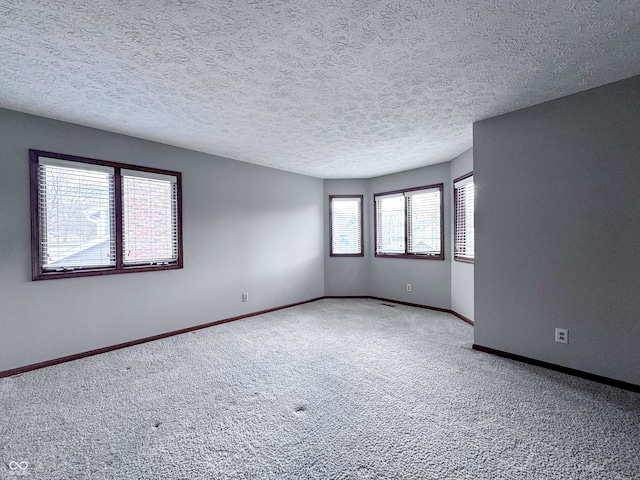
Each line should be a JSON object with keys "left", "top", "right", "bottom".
{"left": 242, "top": 293, "right": 248, "bottom": 302}
{"left": 406, "top": 284, "right": 412, "bottom": 292}
{"left": 555, "top": 328, "right": 568, "bottom": 344}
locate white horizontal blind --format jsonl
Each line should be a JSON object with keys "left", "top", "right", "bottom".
{"left": 407, "top": 188, "right": 441, "bottom": 255}
{"left": 331, "top": 197, "right": 362, "bottom": 255}
{"left": 122, "top": 173, "right": 178, "bottom": 265}
{"left": 376, "top": 194, "right": 405, "bottom": 254}
{"left": 454, "top": 175, "right": 475, "bottom": 260}
{"left": 39, "top": 160, "right": 115, "bottom": 269}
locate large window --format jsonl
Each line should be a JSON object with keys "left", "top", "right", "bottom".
{"left": 454, "top": 173, "right": 474, "bottom": 262}
{"left": 30, "top": 150, "right": 182, "bottom": 280}
{"left": 374, "top": 184, "right": 443, "bottom": 259}
{"left": 330, "top": 195, "right": 363, "bottom": 256}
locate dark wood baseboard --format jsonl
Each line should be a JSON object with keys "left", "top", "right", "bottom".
{"left": 472, "top": 344, "right": 640, "bottom": 393}
{"left": 12, "top": 297, "right": 633, "bottom": 394}
{"left": 447, "top": 310, "right": 474, "bottom": 326}
{"left": 372, "top": 297, "right": 475, "bottom": 326}
{"left": 0, "top": 297, "right": 324, "bottom": 379}
{"left": 325, "top": 295, "right": 474, "bottom": 326}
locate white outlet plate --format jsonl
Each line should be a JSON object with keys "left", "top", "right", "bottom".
{"left": 242, "top": 293, "right": 248, "bottom": 302}
{"left": 555, "top": 328, "right": 568, "bottom": 344}
{"left": 406, "top": 284, "right": 412, "bottom": 292}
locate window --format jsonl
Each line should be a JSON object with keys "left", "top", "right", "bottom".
{"left": 30, "top": 150, "right": 182, "bottom": 280}
{"left": 374, "top": 184, "right": 443, "bottom": 259}
{"left": 330, "top": 195, "right": 363, "bottom": 256}
{"left": 454, "top": 172, "right": 474, "bottom": 262}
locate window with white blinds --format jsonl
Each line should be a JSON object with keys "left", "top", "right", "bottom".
{"left": 376, "top": 194, "right": 405, "bottom": 254}
{"left": 330, "top": 195, "right": 363, "bottom": 256}
{"left": 454, "top": 173, "right": 474, "bottom": 262}
{"left": 38, "top": 158, "right": 116, "bottom": 270}
{"left": 375, "top": 184, "right": 443, "bottom": 259}
{"left": 122, "top": 171, "right": 178, "bottom": 265}
{"left": 30, "top": 150, "right": 182, "bottom": 280}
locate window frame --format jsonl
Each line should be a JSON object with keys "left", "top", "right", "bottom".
{"left": 454, "top": 172, "right": 474, "bottom": 264}
{"left": 329, "top": 195, "right": 364, "bottom": 257}
{"left": 30, "top": 149, "right": 183, "bottom": 281}
{"left": 374, "top": 183, "right": 444, "bottom": 260}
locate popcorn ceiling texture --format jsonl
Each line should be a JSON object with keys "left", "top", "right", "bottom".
{"left": 1, "top": 1, "right": 640, "bottom": 178}
{"left": 0, "top": 299, "right": 639, "bottom": 479}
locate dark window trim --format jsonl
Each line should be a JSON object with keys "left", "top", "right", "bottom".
{"left": 453, "top": 172, "right": 474, "bottom": 264}
{"left": 329, "top": 195, "right": 364, "bottom": 257}
{"left": 30, "top": 149, "right": 183, "bottom": 281}
{"left": 373, "top": 183, "right": 444, "bottom": 260}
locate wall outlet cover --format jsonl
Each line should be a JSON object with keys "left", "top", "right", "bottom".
{"left": 555, "top": 328, "right": 568, "bottom": 344}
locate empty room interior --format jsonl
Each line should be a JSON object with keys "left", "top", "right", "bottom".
{"left": 1, "top": 1, "right": 639, "bottom": 478}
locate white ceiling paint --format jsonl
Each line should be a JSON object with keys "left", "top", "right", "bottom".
{"left": 1, "top": 0, "right": 639, "bottom": 178}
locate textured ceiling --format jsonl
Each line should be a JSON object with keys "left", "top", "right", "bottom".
{"left": 1, "top": 1, "right": 640, "bottom": 178}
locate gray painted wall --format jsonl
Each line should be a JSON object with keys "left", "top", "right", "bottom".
{"left": 368, "top": 164, "right": 452, "bottom": 309}
{"left": 0, "top": 109, "right": 324, "bottom": 372}
{"left": 324, "top": 162, "right": 457, "bottom": 310}
{"left": 323, "top": 179, "right": 371, "bottom": 296}
{"left": 474, "top": 75, "right": 640, "bottom": 385}
{"left": 450, "top": 149, "right": 474, "bottom": 322}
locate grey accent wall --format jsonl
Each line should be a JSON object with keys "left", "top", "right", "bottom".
{"left": 368, "top": 164, "right": 452, "bottom": 309}
{"left": 450, "top": 149, "right": 474, "bottom": 321}
{"left": 0, "top": 109, "right": 324, "bottom": 372}
{"left": 324, "top": 162, "right": 473, "bottom": 312}
{"left": 474, "top": 75, "right": 640, "bottom": 385}
{"left": 323, "top": 180, "right": 371, "bottom": 296}
{"left": 324, "top": 164, "right": 454, "bottom": 309}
